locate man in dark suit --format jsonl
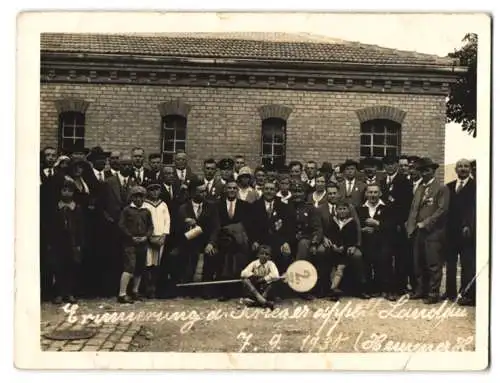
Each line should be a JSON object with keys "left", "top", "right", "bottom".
{"left": 102, "top": 156, "right": 137, "bottom": 296}
{"left": 303, "top": 161, "right": 318, "bottom": 194}
{"left": 204, "top": 158, "right": 226, "bottom": 203}
{"left": 173, "top": 151, "right": 197, "bottom": 205}
{"left": 361, "top": 157, "right": 384, "bottom": 186}
{"left": 131, "top": 147, "right": 148, "bottom": 186}
{"left": 107, "top": 150, "right": 121, "bottom": 178}
{"left": 310, "top": 183, "right": 366, "bottom": 298}
{"left": 380, "top": 155, "right": 414, "bottom": 295}
{"left": 249, "top": 181, "right": 295, "bottom": 275}
{"left": 358, "top": 184, "right": 396, "bottom": 301}
{"left": 145, "top": 153, "right": 162, "bottom": 183}
{"left": 408, "top": 156, "right": 423, "bottom": 195}
{"left": 216, "top": 179, "right": 252, "bottom": 300}
{"left": 444, "top": 159, "right": 476, "bottom": 306}
{"left": 176, "top": 179, "right": 220, "bottom": 297}
{"left": 406, "top": 158, "right": 450, "bottom": 304}
{"left": 339, "top": 159, "right": 367, "bottom": 207}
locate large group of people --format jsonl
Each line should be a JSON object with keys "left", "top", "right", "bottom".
{"left": 39, "top": 146, "right": 476, "bottom": 308}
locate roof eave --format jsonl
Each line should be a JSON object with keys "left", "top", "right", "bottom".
{"left": 40, "top": 51, "right": 466, "bottom": 76}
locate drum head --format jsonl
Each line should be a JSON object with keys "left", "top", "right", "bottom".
{"left": 285, "top": 260, "right": 318, "bottom": 292}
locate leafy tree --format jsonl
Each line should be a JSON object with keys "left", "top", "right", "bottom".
{"left": 446, "top": 33, "right": 478, "bottom": 137}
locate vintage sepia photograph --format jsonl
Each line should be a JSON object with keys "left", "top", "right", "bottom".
{"left": 15, "top": 11, "right": 491, "bottom": 370}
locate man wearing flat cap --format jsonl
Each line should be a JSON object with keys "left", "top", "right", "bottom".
{"left": 380, "top": 155, "right": 413, "bottom": 295}
{"left": 339, "top": 159, "right": 367, "bottom": 207}
{"left": 406, "top": 157, "right": 450, "bottom": 304}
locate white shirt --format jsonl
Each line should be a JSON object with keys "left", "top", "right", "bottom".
{"left": 365, "top": 176, "right": 377, "bottom": 185}
{"left": 204, "top": 178, "right": 214, "bottom": 192}
{"left": 345, "top": 179, "right": 355, "bottom": 193}
{"left": 238, "top": 187, "right": 250, "bottom": 201}
{"left": 43, "top": 167, "right": 55, "bottom": 177}
{"left": 226, "top": 198, "right": 236, "bottom": 216}
{"left": 333, "top": 217, "right": 353, "bottom": 230}
{"left": 412, "top": 178, "right": 423, "bottom": 194}
{"left": 265, "top": 200, "right": 274, "bottom": 213}
{"left": 117, "top": 173, "right": 129, "bottom": 187}
{"left": 134, "top": 167, "right": 145, "bottom": 182}
{"left": 144, "top": 200, "right": 171, "bottom": 235}
{"left": 363, "top": 200, "right": 385, "bottom": 218}
{"left": 110, "top": 168, "right": 118, "bottom": 176}
{"left": 307, "top": 178, "right": 316, "bottom": 188}
{"left": 241, "top": 259, "right": 280, "bottom": 282}
{"left": 456, "top": 176, "right": 471, "bottom": 192}
{"left": 176, "top": 168, "right": 186, "bottom": 181}
{"left": 93, "top": 168, "right": 105, "bottom": 181}
{"left": 386, "top": 172, "right": 397, "bottom": 185}
{"left": 311, "top": 191, "right": 326, "bottom": 207}
{"left": 276, "top": 191, "right": 292, "bottom": 204}
{"left": 328, "top": 203, "right": 336, "bottom": 216}
{"left": 423, "top": 178, "right": 436, "bottom": 188}
{"left": 192, "top": 201, "right": 202, "bottom": 218}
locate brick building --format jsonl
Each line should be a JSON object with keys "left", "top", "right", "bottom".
{"left": 40, "top": 33, "right": 462, "bottom": 177}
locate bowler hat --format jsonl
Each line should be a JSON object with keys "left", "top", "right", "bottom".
{"left": 382, "top": 155, "right": 399, "bottom": 165}
{"left": 416, "top": 157, "right": 439, "bottom": 170}
{"left": 340, "top": 159, "right": 359, "bottom": 172}
{"left": 87, "top": 146, "right": 111, "bottom": 162}
{"left": 361, "top": 157, "right": 381, "bottom": 169}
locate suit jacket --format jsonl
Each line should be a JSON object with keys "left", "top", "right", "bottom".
{"left": 406, "top": 179, "right": 450, "bottom": 238}
{"left": 380, "top": 172, "right": 413, "bottom": 228}
{"left": 177, "top": 200, "right": 220, "bottom": 246}
{"left": 339, "top": 179, "right": 367, "bottom": 207}
{"left": 159, "top": 181, "right": 181, "bottom": 215}
{"left": 103, "top": 175, "right": 136, "bottom": 222}
{"left": 249, "top": 198, "right": 295, "bottom": 248}
{"left": 204, "top": 178, "right": 226, "bottom": 203}
{"left": 218, "top": 198, "right": 251, "bottom": 230}
{"left": 145, "top": 168, "right": 162, "bottom": 184}
{"left": 357, "top": 203, "right": 391, "bottom": 249}
{"left": 311, "top": 202, "right": 362, "bottom": 247}
{"left": 446, "top": 178, "right": 476, "bottom": 239}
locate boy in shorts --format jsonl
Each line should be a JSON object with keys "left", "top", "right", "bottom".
{"left": 117, "top": 186, "right": 154, "bottom": 303}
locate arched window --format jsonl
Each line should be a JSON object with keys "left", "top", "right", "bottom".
{"left": 261, "top": 117, "right": 286, "bottom": 165}
{"left": 58, "top": 111, "right": 85, "bottom": 152}
{"left": 162, "top": 115, "right": 187, "bottom": 165}
{"left": 360, "top": 119, "right": 401, "bottom": 159}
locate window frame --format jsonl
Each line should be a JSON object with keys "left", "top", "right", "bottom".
{"left": 360, "top": 119, "right": 401, "bottom": 160}
{"left": 261, "top": 117, "right": 287, "bottom": 165}
{"left": 161, "top": 114, "right": 187, "bottom": 165}
{"left": 58, "top": 111, "right": 86, "bottom": 153}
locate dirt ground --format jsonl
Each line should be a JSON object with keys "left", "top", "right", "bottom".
{"left": 41, "top": 294, "right": 475, "bottom": 353}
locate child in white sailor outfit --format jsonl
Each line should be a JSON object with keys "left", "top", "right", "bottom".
{"left": 143, "top": 182, "right": 171, "bottom": 298}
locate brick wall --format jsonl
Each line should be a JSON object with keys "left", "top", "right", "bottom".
{"left": 40, "top": 83, "right": 446, "bottom": 180}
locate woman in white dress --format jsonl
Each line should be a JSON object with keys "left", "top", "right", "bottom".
{"left": 143, "top": 183, "right": 171, "bottom": 298}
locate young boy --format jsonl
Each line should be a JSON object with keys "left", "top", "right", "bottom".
{"left": 117, "top": 186, "right": 154, "bottom": 303}
{"left": 48, "top": 179, "right": 84, "bottom": 304}
{"left": 328, "top": 199, "right": 362, "bottom": 301}
{"left": 276, "top": 174, "right": 292, "bottom": 204}
{"left": 240, "top": 245, "right": 279, "bottom": 309}
{"left": 143, "top": 183, "right": 171, "bottom": 299}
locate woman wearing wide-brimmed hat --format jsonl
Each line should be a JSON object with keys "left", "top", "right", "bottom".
{"left": 236, "top": 166, "right": 259, "bottom": 203}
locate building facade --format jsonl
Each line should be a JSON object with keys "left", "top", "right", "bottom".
{"left": 40, "top": 33, "right": 462, "bottom": 177}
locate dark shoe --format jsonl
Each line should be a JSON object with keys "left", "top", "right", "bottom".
{"left": 65, "top": 295, "right": 77, "bottom": 304}
{"left": 409, "top": 292, "right": 425, "bottom": 300}
{"left": 358, "top": 292, "right": 371, "bottom": 300}
{"left": 52, "top": 296, "right": 63, "bottom": 304}
{"left": 424, "top": 296, "right": 439, "bottom": 305}
{"left": 382, "top": 292, "right": 397, "bottom": 302}
{"left": 440, "top": 293, "right": 457, "bottom": 301}
{"left": 217, "top": 296, "right": 231, "bottom": 302}
{"left": 265, "top": 301, "right": 275, "bottom": 310}
{"left": 458, "top": 297, "right": 475, "bottom": 306}
{"left": 130, "top": 292, "right": 144, "bottom": 302}
{"left": 117, "top": 295, "right": 134, "bottom": 304}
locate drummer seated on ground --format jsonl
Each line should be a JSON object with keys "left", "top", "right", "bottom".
{"left": 240, "top": 244, "right": 279, "bottom": 310}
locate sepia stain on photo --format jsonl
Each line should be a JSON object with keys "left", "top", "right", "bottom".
{"left": 18, "top": 12, "right": 489, "bottom": 370}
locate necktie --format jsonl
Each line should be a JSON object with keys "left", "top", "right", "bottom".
{"left": 98, "top": 172, "right": 103, "bottom": 182}
{"left": 181, "top": 170, "right": 185, "bottom": 182}
{"left": 136, "top": 170, "right": 141, "bottom": 183}
{"left": 49, "top": 168, "right": 53, "bottom": 177}
{"left": 228, "top": 200, "right": 235, "bottom": 219}
{"left": 266, "top": 202, "right": 273, "bottom": 218}
{"left": 195, "top": 204, "right": 201, "bottom": 219}
{"left": 168, "top": 185, "right": 173, "bottom": 199}
{"left": 347, "top": 181, "right": 352, "bottom": 195}
{"left": 456, "top": 180, "right": 465, "bottom": 193}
